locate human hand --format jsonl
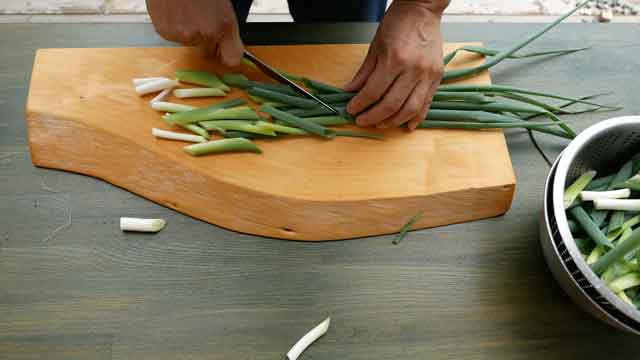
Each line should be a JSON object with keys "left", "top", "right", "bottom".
{"left": 146, "top": 0, "right": 244, "bottom": 67}
{"left": 344, "top": 1, "right": 448, "bottom": 130}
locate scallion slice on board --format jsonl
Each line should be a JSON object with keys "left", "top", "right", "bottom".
{"left": 176, "top": 70, "right": 230, "bottom": 91}
{"left": 152, "top": 128, "right": 206, "bottom": 143}
{"left": 183, "top": 138, "right": 262, "bottom": 156}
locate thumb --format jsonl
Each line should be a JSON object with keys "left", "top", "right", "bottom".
{"left": 218, "top": 23, "right": 244, "bottom": 67}
{"left": 344, "top": 50, "right": 376, "bottom": 92}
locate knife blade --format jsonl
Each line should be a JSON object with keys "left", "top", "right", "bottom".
{"left": 243, "top": 50, "right": 339, "bottom": 115}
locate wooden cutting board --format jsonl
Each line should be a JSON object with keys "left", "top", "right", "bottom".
{"left": 26, "top": 44, "right": 515, "bottom": 241}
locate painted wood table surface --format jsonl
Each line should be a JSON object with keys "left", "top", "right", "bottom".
{"left": 2, "top": 22, "right": 640, "bottom": 359}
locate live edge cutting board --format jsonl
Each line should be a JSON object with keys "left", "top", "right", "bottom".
{"left": 26, "top": 44, "right": 515, "bottom": 241}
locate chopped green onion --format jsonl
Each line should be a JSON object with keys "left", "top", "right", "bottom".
{"left": 173, "top": 88, "right": 226, "bottom": 98}
{"left": 609, "top": 273, "right": 640, "bottom": 293}
{"left": 569, "top": 206, "right": 613, "bottom": 249}
{"left": 392, "top": 212, "right": 423, "bottom": 245}
{"left": 587, "top": 245, "right": 604, "bottom": 265}
{"left": 199, "top": 120, "right": 277, "bottom": 136}
{"left": 305, "top": 116, "right": 353, "bottom": 126}
{"left": 183, "top": 138, "right": 261, "bottom": 156}
{"left": 609, "top": 158, "right": 634, "bottom": 189}
{"left": 133, "top": 77, "right": 169, "bottom": 86}
{"left": 286, "top": 317, "right": 331, "bottom": 360}
{"left": 620, "top": 174, "right": 640, "bottom": 191}
{"left": 581, "top": 189, "right": 630, "bottom": 201}
{"left": 257, "top": 121, "right": 308, "bottom": 135}
{"left": 592, "top": 228, "right": 640, "bottom": 275}
{"left": 149, "top": 87, "right": 172, "bottom": 104}
{"left": 176, "top": 70, "right": 229, "bottom": 91}
{"left": 165, "top": 102, "right": 258, "bottom": 125}
{"left": 222, "top": 73, "right": 251, "bottom": 88}
{"left": 608, "top": 215, "right": 640, "bottom": 241}
{"left": 222, "top": 130, "right": 274, "bottom": 140}
{"left": 180, "top": 124, "right": 210, "bottom": 140}
{"left": 564, "top": 170, "right": 596, "bottom": 208}
{"left": 585, "top": 175, "right": 615, "bottom": 190}
{"left": 318, "top": 92, "right": 356, "bottom": 103}
{"left": 135, "top": 78, "right": 179, "bottom": 96}
{"left": 333, "top": 130, "right": 384, "bottom": 140}
{"left": 151, "top": 101, "right": 198, "bottom": 113}
{"left": 152, "top": 128, "right": 205, "bottom": 143}
{"left": 287, "top": 106, "right": 348, "bottom": 118}
{"left": 261, "top": 105, "right": 335, "bottom": 138}
{"left": 594, "top": 199, "right": 640, "bottom": 212}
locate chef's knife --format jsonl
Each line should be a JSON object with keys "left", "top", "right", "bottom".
{"left": 243, "top": 50, "right": 339, "bottom": 115}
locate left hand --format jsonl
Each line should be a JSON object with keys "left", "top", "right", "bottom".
{"left": 344, "top": 1, "right": 447, "bottom": 130}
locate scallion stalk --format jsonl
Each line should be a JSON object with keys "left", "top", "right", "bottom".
{"left": 176, "top": 70, "right": 229, "bottom": 91}
{"left": 183, "top": 138, "right": 261, "bottom": 156}
{"left": 173, "top": 88, "right": 226, "bottom": 98}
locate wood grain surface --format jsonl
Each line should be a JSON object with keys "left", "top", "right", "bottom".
{"left": 25, "top": 44, "right": 514, "bottom": 240}
{"left": 3, "top": 22, "right": 640, "bottom": 360}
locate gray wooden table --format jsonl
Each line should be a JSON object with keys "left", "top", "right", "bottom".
{"left": 2, "top": 22, "right": 640, "bottom": 359}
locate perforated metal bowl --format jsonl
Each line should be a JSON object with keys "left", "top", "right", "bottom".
{"left": 540, "top": 116, "right": 640, "bottom": 334}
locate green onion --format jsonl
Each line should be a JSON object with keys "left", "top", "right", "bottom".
{"left": 592, "top": 228, "right": 640, "bottom": 275}
{"left": 620, "top": 174, "right": 640, "bottom": 191}
{"left": 166, "top": 105, "right": 260, "bottom": 125}
{"left": 176, "top": 70, "right": 229, "bottom": 92}
{"left": 442, "top": 0, "right": 591, "bottom": 81}
{"left": 438, "top": 84, "right": 618, "bottom": 109}
{"left": 287, "top": 106, "right": 348, "bottom": 118}
{"left": 587, "top": 245, "right": 604, "bottom": 265}
{"left": 433, "top": 91, "right": 494, "bottom": 104}
{"left": 318, "top": 92, "right": 356, "bottom": 103}
{"left": 564, "top": 170, "right": 596, "bottom": 208}
{"left": 569, "top": 206, "right": 613, "bottom": 249}
{"left": 305, "top": 116, "right": 353, "bottom": 126}
{"left": 152, "top": 128, "right": 205, "bottom": 143}
{"left": 120, "top": 217, "right": 166, "bottom": 232}
{"left": 199, "top": 120, "right": 277, "bottom": 137}
{"left": 261, "top": 105, "right": 335, "bottom": 138}
{"left": 162, "top": 98, "right": 246, "bottom": 124}
{"left": 222, "top": 73, "right": 251, "bottom": 88}
{"left": 443, "top": 45, "right": 590, "bottom": 65}
{"left": 222, "top": 130, "right": 275, "bottom": 140}
{"left": 609, "top": 210, "right": 627, "bottom": 236}
{"left": 609, "top": 158, "right": 634, "bottom": 189}
{"left": 393, "top": 212, "right": 423, "bottom": 245}
{"left": 575, "top": 237, "right": 595, "bottom": 255}
{"left": 417, "top": 120, "right": 570, "bottom": 133}
{"left": 183, "top": 138, "right": 261, "bottom": 156}
{"left": 429, "top": 101, "right": 544, "bottom": 114}
{"left": 585, "top": 175, "right": 615, "bottom": 190}
{"left": 608, "top": 215, "right": 640, "bottom": 241}
{"left": 249, "top": 87, "right": 318, "bottom": 109}
{"left": 302, "top": 78, "right": 344, "bottom": 94}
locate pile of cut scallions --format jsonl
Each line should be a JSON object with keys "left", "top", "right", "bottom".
{"left": 136, "top": 0, "right": 619, "bottom": 156}
{"left": 565, "top": 154, "right": 640, "bottom": 308}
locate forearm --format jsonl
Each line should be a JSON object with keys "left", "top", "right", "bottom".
{"left": 395, "top": 0, "right": 450, "bottom": 15}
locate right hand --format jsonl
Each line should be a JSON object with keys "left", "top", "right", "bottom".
{"left": 146, "top": 0, "right": 244, "bottom": 67}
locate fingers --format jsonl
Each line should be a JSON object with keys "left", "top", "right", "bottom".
{"left": 354, "top": 71, "right": 419, "bottom": 127}
{"left": 343, "top": 49, "right": 377, "bottom": 92}
{"left": 346, "top": 62, "right": 401, "bottom": 117}
{"left": 217, "top": 20, "right": 244, "bottom": 67}
{"left": 376, "top": 79, "right": 431, "bottom": 129}
{"left": 407, "top": 81, "right": 438, "bottom": 130}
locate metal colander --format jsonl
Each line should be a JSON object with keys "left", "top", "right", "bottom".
{"left": 540, "top": 116, "right": 640, "bottom": 334}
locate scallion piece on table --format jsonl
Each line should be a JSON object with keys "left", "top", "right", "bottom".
{"left": 135, "top": 78, "right": 179, "bottom": 96}
{"left": 173, "top": 88, "right": 226, "bottom": 98}
{"left": 152, "top": 128, "right": 206, "bottom": 143}
{"left": 175, "top": 70, "right": 230, "bottom": 92}
{"left": 261, "top": 105, "right": 335, "bottom": 138}
{"left": 569, "top": 206, "right": 613, "bottom": 249}
{"left": 149, "top": 87, "right": 173, "bottom": 104}
{"left": 592, "top": 228, "right": 640, "bottom": 275}
{"left": 183, "top": 138, "right": 261, "bottom": 156}
{"left": 151, "top": 101, "right": 198, "bottom": 113}
{"left": 564, "top": 170, "right": 596, "bottom": 208}
{"left": 199, "top": 120, "right": 277, "bottom": 137}
{"left": 581, "top": 189, "right": 630, "bottom": 201}
{"left": 441, "top": 0, "right": 591, "bottom": 81}
{"left": 249, "top": 87, "right": 318, "bottom": 109}
{"left": 594, "top": 199, "right": 640, "bottom": 212}
{"left": 286, "top": 317, "right": 331, "bottom": 360}
{"left": 392, "top": 212, "right": 423, "bottom": 245}
{"left": 120, "top": 217, "right": 166, "bottom": 233}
